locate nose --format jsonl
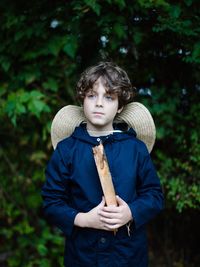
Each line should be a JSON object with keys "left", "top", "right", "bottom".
{"left": 96, "top": 96, "right": 103, "bottom": 107}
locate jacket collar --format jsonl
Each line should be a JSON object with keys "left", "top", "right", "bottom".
{"left": 71, "top": 123, "right": 137, "bottom": 145}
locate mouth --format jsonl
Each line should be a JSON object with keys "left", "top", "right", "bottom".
{"left": 93, "top": 112, "right": 104, "bottom": 115}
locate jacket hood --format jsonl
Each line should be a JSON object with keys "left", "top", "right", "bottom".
{"left": 71, "top": 123, "right": 137, "bottom": 146}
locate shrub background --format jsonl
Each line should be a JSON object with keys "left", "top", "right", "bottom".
{"left": 0, "top": 0, "right": 199, "bottom": 266}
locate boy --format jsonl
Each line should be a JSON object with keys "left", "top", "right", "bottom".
{"left": 41, "top": 61, "right": 164, "bottom": 267}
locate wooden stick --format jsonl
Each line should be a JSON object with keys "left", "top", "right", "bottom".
{"left": 92, "top": 142, "right": 118, "bottom": 234}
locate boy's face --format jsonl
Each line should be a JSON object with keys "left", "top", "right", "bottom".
{"left": 83, "top": 77, "right": 122, "bottom": 132}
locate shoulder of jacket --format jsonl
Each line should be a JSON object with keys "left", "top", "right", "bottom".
{"left": 127, "top": 136, "right": 149, "bottom": 157}
{"left": 55, "top": 136, "right": 76, "bottom": 162}
{"left": 57, "top": 136, "right": 74, "bottom": 148}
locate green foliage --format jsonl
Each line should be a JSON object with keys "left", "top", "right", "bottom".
{"left": 3, "top": 90, "right": 50, "bottom": 125}
{"left": 0, "top": 0, "right": 200, "bottom": 266}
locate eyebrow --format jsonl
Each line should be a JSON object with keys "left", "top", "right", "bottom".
{"left": 87, "top": 88, "right": 116, "bottom": 96}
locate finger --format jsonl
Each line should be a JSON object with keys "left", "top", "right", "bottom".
{"left": 99, "top": 209, "right": 120, "bottom": 219}
{"left": 116, "top": 195, "right": 126, "bottom": 205}
{"left": 101, "top": 197, "right": 106, "bottom": 206}
{"left": 100, "top": 217, "right": 119, "bottom": 225}
{"left": 97, "top": 198, "right": 106, "bottom": 217}
{"left": 102, "top": 205, "right": 119, "bottom": 213}
{"left": 103, "top": 223, "right": 120, "bottom": 230}
{"left": 98, "top": 197, "right": 106, "bottom": 207}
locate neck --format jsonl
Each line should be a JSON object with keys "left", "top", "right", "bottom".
{"left": 86, "top": 128, "right": 122, "bottom": 137}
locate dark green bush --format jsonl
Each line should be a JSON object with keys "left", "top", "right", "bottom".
{"left": 0, "top": 0, "right": 199, "bottom": 266}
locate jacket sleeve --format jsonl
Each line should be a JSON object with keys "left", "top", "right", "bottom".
{"left": 41, "top": 144, "right": 79, "bottom": 237}
{"left": 129, "top": 151, "right": 164, "bottom": 230}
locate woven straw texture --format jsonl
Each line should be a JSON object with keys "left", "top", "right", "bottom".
{"left": 115, "top": 102, "right": 156, "bottom": 152}
{"left": 51, "top": 102, "right": 156, "bottom": 152}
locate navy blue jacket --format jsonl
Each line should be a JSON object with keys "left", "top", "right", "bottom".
{"left": 41, "top": 124, "right": 164, "bottom": 267}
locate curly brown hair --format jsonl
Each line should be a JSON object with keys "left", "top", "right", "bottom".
{"left": 76, "top": 62, "right": 136, "bottom": 108}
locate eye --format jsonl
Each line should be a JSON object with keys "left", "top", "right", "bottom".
{"left": 88, "top": 94, "right": 94, "bottom": 98}
{"left": 105, "top": 94, "right": 115, "bottom": 101}
{"left": 86, "top": 92, "right": 96, "bottom": 98}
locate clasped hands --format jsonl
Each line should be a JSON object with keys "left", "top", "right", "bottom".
{"left": 74, "top": 196, "right": 132, "bottom": 231}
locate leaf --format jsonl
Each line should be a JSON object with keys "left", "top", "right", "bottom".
{"left": 84, "top": 0, "right": 101, "bottom": 15}
{"left": 30, "top": 151, "right": 47, "bottom": 164}
{"left": 138, "top": 0, "right": 169, "bottom": 8}
{"left": 37, "top": 243, "right": 48, "bottom": 256}
{"left": 4, "top": 90, "right": 50, "bottom": 124}
{"left": 169, "top": 4, "right": 181, "bottom": 18}
{"left": 28, "top": 99, "right": 50, "bottom": 117}
{"left": 184, "top": 0, "right": 193, "bottom": 6}
{"left": 26, "top": 193, "right": 41, "bottom": 209}
{"left": 0, "top": 55, "right": 11, "bottom": 72}
{"left": 192, "top": 42, "right": 200, "bottom": 59}
{"left": 39, "top": 259, "right": 51, "bottom": 267}
{"left": 63, "top": 35, "right": 78, "bottom": 58}
{"left": 113, "top": 0, "right": 126, "bottom": 9}
{"left": 24, "top": 73, "right": 37, "bottom": 85}
{"left": 13, "top": 221, "right": 34, "bottom": 235}
{"left": 133, "top": 31, "right": 143, "bottom": 45}
{"left": 42, "top": 78, "right": 59, "bottom": 92}
{"left": 14, "top": 31, "right": 25, "bottom": 41}
{"left": 113, "top": 22, "right": 126, "bottom": 38}
{"left": 47, "top": 36, "right": 64, "bottom": 56}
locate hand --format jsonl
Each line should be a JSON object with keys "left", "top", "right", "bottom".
{"left": 74, "top": 198, "right": 108, "bottom": 230}
{"left": 98, "top": 195, "right": 132, "bottom": 231}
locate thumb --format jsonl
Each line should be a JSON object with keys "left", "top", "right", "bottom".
{"left": 99, "top": 196, "right": 105, "bottom": 207}
{"left": 116, "top": 195, "right": 126, "bottom": 205}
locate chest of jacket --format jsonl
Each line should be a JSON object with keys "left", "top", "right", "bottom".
{"left": 64, "top": 139, "right": 140, "bottom": 212}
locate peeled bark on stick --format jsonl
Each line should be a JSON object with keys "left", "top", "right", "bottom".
{"left": 92, "top": 142, "right": 117, "bottom": 206}
{"left": 92, "top": 142, "right": 118, "bottom": 234}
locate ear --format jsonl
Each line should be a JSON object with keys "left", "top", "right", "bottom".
{"left": 117, "top": 106, "right": 123, "bottom": 114}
